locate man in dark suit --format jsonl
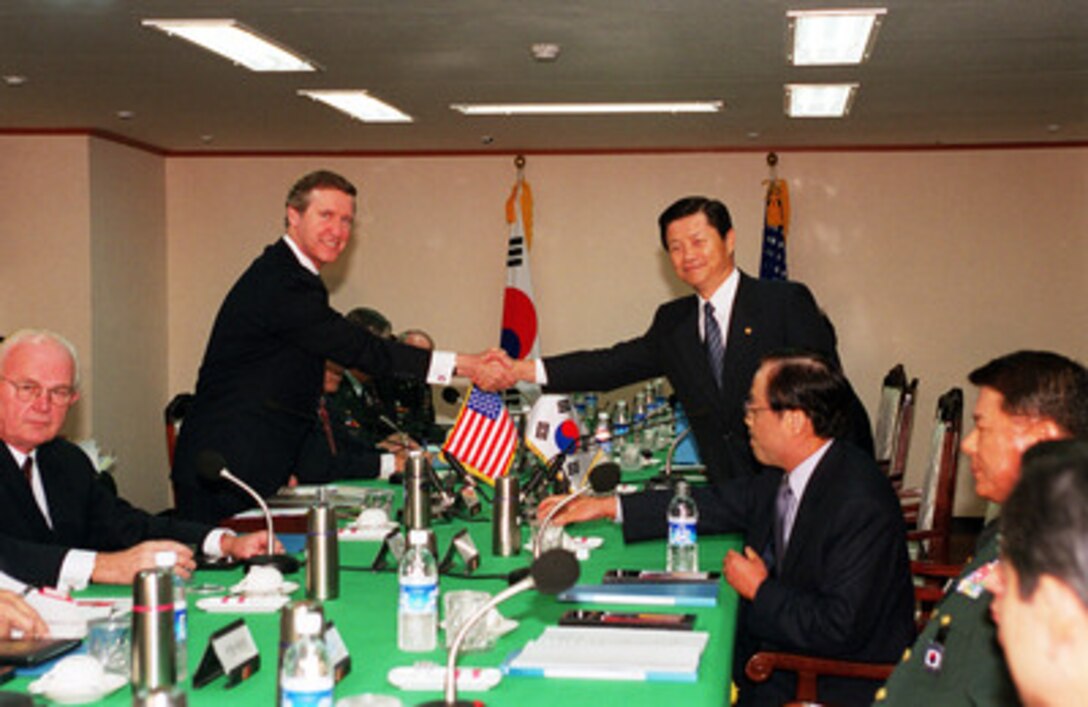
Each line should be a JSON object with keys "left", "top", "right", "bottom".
{"left": 170, "top": 170, "right": 506, "bottom": 523}
{"left": 544, "top": 352, "right": 913, "bottom": 706}
{"left": 499, "top": 196, "right": 871, "bottom": 484}
{"left": 0, "top": 330, "right": 275, "bottom": 590}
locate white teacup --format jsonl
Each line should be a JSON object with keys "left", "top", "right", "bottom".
{"left": 234, "top": 565, "right": 285, "bottom": 595}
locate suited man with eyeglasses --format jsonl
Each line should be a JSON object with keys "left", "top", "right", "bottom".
{"left": 0, "top": 329, "right": 277, "bottom": 590}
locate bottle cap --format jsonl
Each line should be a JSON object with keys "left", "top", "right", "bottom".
{"left": 295, "top": 611, "right": 323, "bottom": 636}
{"left": 154, "top": 551, "right": 178, "bottom": 568}
{"left": 408, "top": 529, "right": 429, "bottom": 546}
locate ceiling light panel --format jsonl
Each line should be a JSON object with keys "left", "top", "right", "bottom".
{"left": 787, "top": 9, "right": 886, "bottom": 66}
{"left": 450, "top": 101, "right": 724, "bottom": 116}
{"left": 142, "top": 19, "right": 317, "bottom": 72}
{"left": 785, "top": 83, "right": 858, "bottom": 118}
{"left": 298, "top": 90, "right": 413, "bottom": 123}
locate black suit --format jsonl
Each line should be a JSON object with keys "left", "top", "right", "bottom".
{"left": 0, "top": 441, "right": 212, "bottom": 588}
{"left": 171, "top": 239, "right": 431, "bottom": 523}
{"left": 544, "top": 271, "right": 873, "bottom": 484}
{"left": 622, "top": 441, "right": 914, "bottom": 706}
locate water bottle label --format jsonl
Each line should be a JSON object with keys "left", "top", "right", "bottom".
{"left": 281, "top": 686, "right": 333, "bottom": 707}
{"left": 668, "top": 520, "right": 697, "bottom": 546}
{"left": 174, "top": 606, "right": 187, "bottom": 643}
{"left": 399, "top": 581, "right": 437, "bottom": 613}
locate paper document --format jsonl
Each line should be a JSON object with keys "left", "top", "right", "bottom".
{"left": 503, "top": 626, "right": 709, "bottom": 682}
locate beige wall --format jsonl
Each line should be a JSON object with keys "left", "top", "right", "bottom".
{"left": 3, "top": 136, "right": 1086, "bottom": 516}
{"left": 0, "top": 136, "right": 94, "bottom": 438}
{"left": 88, "top": 137, "right": 168, "bottom": 509}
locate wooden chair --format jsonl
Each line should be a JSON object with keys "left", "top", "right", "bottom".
{"left": 873, "top": 366, "right": 918, "bottom": 489}
{"left": 164, "top": 392, "right": 194, "bottom": 467}
{"left": 901, "top": 388, "right": 963, "bottom": 564}
{"left": 742, "top": 559, "right": 964, "bottom": 705}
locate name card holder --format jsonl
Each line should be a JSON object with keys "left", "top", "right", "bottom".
{"left": 193, "top": 618, "right": 261, "bottom": 689}
{"left": 324, "top": 621, "right": 351, "bottom": 683}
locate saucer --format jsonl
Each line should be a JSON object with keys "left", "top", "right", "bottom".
{"left": 229, "top": 579, "right": 299, "bottom": 596}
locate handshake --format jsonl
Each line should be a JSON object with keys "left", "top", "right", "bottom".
{"left": 456, "top": 348, "right": 533, "bottom": 391}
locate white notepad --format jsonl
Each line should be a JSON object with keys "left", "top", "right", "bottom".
{"left": 503, "top": 626, "right": 709, "bottom": 682}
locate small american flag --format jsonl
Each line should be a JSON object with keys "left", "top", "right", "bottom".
{"left": 442, "top": 386, "right": 517, "bottom": 484}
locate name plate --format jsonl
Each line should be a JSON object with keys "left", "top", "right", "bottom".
{"left": 324, "top": 621, "right": 351, "bottom": 683}
{"left": 193, "top": 619, "right": 261, "bottom": 689}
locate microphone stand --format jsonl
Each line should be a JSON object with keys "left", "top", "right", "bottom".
{"left": 221, "top": 469, "right": 301, "bottom": 574}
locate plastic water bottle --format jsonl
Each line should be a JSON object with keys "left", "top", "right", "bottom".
{"left": 666, "top": 481, "right": 699, "bottom": 572}
{"left": 280, "top": 611, "right": 333, "bottom": 707}
{"left": 153, "top": 551, "right": 187, "bottom": 681}
{"left": 398, "top": 529, "right": 438, "bottom": 652}
{"left": 593, "top": 411, "right": 613, "bottom": 457}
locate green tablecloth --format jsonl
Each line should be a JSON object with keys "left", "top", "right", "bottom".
{"left": 10, "top": 472, "right": 739, "bottom": 706}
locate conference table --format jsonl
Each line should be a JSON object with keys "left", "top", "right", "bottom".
{"left": 9, "top": 469, "right": 740, "bottom": 706}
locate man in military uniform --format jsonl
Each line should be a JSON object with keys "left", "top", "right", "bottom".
{"left": 877, "top": 351, "right": 1088, "bottom": 705}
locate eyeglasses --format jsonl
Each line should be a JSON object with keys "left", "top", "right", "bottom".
{"left": 0, "top": 376, "right": 76, "bottom": 406}
{"left": 744, "top": 402, "right": 774, "bottom": 417}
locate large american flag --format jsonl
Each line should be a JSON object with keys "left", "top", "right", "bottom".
{"left": 442, "top": 387, "right": 517, "bottom": 484}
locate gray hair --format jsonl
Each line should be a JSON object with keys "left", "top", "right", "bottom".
{"left": 0, "top": 329, "right": 81, "bottom": 388}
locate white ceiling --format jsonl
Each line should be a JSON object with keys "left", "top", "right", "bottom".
{"left": 1, "top": 0, "right": 1085, "bottom": 154}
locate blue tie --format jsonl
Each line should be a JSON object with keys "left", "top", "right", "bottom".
{"left": 704, "top": 301, "right": 725, "bottom": 389}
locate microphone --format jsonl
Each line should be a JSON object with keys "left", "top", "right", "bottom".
{"left": 442, "top": 452, "right": 482, "bottom": 516}
{"left": 380, "top": 415, "right": 457, "bottom": 510}
{"left": 419, "top": 549, "right": 580, "bottom": 707}
{"left": 440, "top": 386, "right": 462, "bottom": 406}
{"left": 645, "top": 426, "right": 693, "bottom": 490}
{"left": 532, "top": 462, "right": 621, "bottom": 558}
{"left": 196, "top": 450, "right": 300, "bottom": 574}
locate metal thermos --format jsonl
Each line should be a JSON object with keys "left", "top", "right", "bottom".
{"left": 277, "top": 601, "right": 325, "bottom": 703}
{"left": 131, "top": 566, "right": 177, "bottom": 693}
{"left": 492, "top": 475, "right": 521, "bottom": 556}
{"left": 306, "top": 495, "right": 339, "bottom": 600}
{"left": 403, "top": 451, "right": 431, "bottom": 529}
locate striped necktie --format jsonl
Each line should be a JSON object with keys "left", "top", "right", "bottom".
{"left": 21, "top": 456, "right": 33, "bottom": 486}
{"left": 704, "top": 301, "right": 725, "bottom": 389}
{"left": 774, "top": 476, "right": 796, "bottom": 561}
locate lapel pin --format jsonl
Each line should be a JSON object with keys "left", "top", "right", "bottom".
{"left": 744, "top": 327, "right": 752, "bottom": 336}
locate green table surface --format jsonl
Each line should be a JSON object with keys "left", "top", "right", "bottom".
{"left": 10, "top": 467, "right": 739, "bottom": 706}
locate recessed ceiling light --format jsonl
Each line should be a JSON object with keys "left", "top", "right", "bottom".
{"left": 3, "top": 75, "right": 27, "bottom": 87}
{"left": 298, "top": 90, "right": 413, "bottom": 123}
{"left": 142, "top": 19, "right": 318, "bottom": 72}
{"left": 787, "top": 9, "right": 886, "bottom": 66}
{"left": 785, "top": 83, "right": 858, "bottom": 118}
{"left": 449, "top": 101, "right": 724, "bottom": 116}
{"left": 116, "top": 110, "right": 135, "bottom": 120}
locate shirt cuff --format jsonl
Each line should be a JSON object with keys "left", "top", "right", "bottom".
{"left": 379, "top": 454, "right": 396, "bottom": 480}
{"left": 614, "top": 496, "right": 625, "bottom": 524}
{"left": 58, "top": 550, "right": 95, "bottom": 592}
{"left": 203, "top": 529, "right": 234, "bottom": 558}
{"left": 535, "top": 360, "right": 548, "bottom": 386}
{"left": 428, "top": 351, "right": 457, "bottom": 385}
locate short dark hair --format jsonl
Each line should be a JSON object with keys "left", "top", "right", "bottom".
{"left": 760, "top": 350, "right": 850, "bottom": 439}
{"left": 1001, "top": 439, "right": 1088, "bottom": 606}
{"left": 657, "top": 196, "right": 733, "bottom": 250}
{"left": 285, "top": 170, "right": 357, "bottom": 216}
{"left": 968, "top": 351, "right": 1088, "bottom": 438}
{"left": 346, "top": 307, "right": 392, "bottom": 338}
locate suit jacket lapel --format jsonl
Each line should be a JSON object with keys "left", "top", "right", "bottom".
{"left": 0, "top": 445, "right": 53, "bottom": 539}
{"left": 721, "top": 272, "right": 760, "bottom": 412}
{"left": 778, "top": 441, "right": 842, "bottom": 571}
{"left": 671, "top": 296, "right": 722, "bottom": 412}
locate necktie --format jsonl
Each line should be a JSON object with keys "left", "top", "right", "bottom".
{"left": 704, "top": 301, "right": 725, "bottom": 389}
{"left": 21, "top": 456, "right": 33, "bottom": 486}
{"left": 318, "top": 398, "right": 338, "bottom": 456}
{"left": 774, "top": 476, "right": 796, "bottom": 562}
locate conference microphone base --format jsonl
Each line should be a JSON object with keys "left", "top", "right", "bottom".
{"left": 245, "top": 553, "right": 301, "bottom": 575}
{"left": 417, "top": 701, "right": 483, "bottom": 707}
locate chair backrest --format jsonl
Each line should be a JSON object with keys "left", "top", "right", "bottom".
{"left": 914, "top": 388, "right": 963, "bottom": 560}
{"left": 886, "top": 377, "right": 918, "bottom": 488}
{"left": 164, "top": 392, "right": 195, "bottom": 467}
{"left": 874, "top": 364, "right": 907, "bottom": 464}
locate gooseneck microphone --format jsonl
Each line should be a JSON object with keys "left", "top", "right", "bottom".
{"left": 532, "top": 462, "right": 621, "bottom": 558}
{"left": 196, "top": 450, "right": 300, "bottom": 574}
{"left": 419, "top": 549, "right": 580, "bottom": 707}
